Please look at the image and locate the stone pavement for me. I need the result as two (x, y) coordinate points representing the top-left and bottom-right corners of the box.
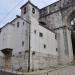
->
(0, 71), (18, 75)
(0, 64), (75, 75)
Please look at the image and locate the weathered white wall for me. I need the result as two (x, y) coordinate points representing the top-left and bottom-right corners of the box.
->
(55, 28), (69, 64)
(10, 18), (29, 54)
(30, 16), (57, 55)
(0, 2), (58, 71)
(0, 24), (12, 50)
(0, 18), (29, 55)
(29, 10), (58, 70)
(1, 1), (73, 71)
(40, 5), (73, 64)
(66, 29), (73, 62)
(40, 11), (63, 29)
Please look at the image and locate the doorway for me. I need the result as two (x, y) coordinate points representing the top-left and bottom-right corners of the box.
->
(1, 48), (12, 71)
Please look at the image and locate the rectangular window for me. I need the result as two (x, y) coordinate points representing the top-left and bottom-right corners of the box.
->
(39, 32), (43, 37)
(44, 44), (46, 49)
(56, 48), (58, 52)
(24, 7), (26, 14)
(55, 34), (57, 39)
(22, 41), (24, 46)
(34, 30), (36, 34)
(23, 22), (24, 25)
(17, 22), (20, 28)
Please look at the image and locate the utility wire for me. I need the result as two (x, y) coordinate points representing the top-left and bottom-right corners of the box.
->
(0, 0), (25, 25)
(0, 0), (51, 26)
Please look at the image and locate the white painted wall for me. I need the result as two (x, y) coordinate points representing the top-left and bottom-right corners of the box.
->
(0, 24), (12, 50)
(30, 16), (57, 56)
(0, 18), (29, 55)
(22, 3), (58, 56)
(0, 2), (58, 70)
(10, 18), (29, 54)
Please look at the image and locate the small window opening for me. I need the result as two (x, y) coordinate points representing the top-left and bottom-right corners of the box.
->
(39, 21), (46, 25)
(32, 51), (35, 55)
(24, 7), (26, 14)
(39, 32), (43, 37)
(22, 41), (24, 46)
(23, 22), (24, 25)
(44, 44), (46, 48)
(17, 22), (19, 28)
(56, 48), (58, 52)
(55, 35), (57, 39)
(32, 8), (35, 14)
(19, 52), (22, 54)
(34, 30), (36, 34)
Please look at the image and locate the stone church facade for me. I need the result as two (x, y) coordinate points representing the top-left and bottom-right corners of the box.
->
(0, 0), (75, 72)
(40, 0), (74, 64)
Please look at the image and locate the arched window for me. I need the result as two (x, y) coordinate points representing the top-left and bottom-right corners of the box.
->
(32, 8), (35, 14)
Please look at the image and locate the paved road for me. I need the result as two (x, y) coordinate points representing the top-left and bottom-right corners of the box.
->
(0, 71), (18, 75)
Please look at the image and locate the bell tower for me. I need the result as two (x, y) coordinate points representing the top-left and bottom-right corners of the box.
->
(20, 0), (39, 20)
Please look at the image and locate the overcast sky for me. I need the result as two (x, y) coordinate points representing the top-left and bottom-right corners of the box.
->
(0, 0), (58, 27)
